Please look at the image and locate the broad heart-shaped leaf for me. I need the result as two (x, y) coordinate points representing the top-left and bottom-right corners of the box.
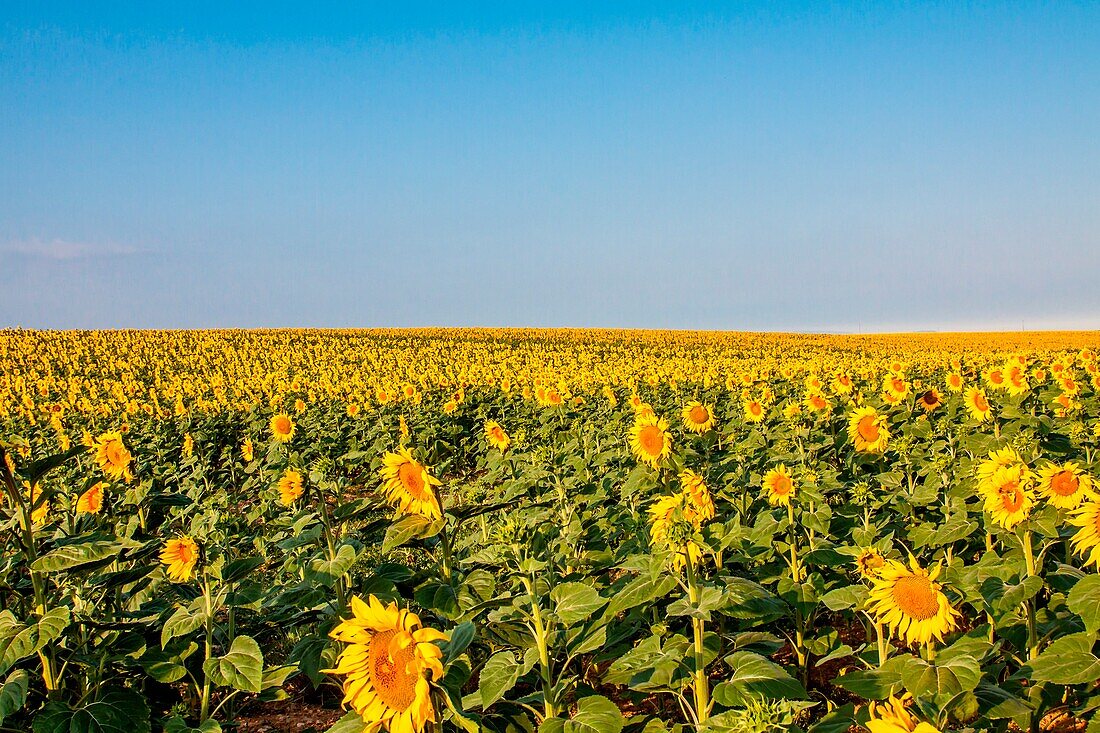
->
(305, 544), (358, 587)
(160, 602), (205, 648)
(30, 541), (127, 573)
(899, 653), (982, 700)
(478, 650), (522, 709)
(32, 686), (150, 733)
(604, 574), (677, 619)
(539, 695), (624, 733)
(382, 514), (443, 553)
(1025, 632), (1100, 684)
(203, 635), (264, 693)
(220, 556), (265, 584)
(551, 582), (606, 626)
(712, 651), (807, 706)
(0, 607), (70, 677)
(1069, 574), (1100, 633)
(819, 585), (866, 612)
(0, 669), (29, 725)
(830, 656), (907, 700)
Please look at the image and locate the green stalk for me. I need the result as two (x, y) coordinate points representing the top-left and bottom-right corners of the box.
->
(1021, 528), (1039, 660)
(685, 553), (710, 726)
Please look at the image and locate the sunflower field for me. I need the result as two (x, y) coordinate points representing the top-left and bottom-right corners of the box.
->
(2, 328), (1100, 733)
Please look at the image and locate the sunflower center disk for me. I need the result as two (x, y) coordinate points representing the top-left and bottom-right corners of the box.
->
(398, 462), (427, 496)
(891, 576), (940, 620)
(638, 426), (664, 455)
(1051, 472), (1078, 497)
(858, 418), (879, 443)
(368, 630), (419, 712)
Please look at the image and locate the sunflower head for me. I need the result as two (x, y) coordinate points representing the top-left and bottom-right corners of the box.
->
(855, 547), (886, 579)
(681, 401), (716, 434)
(866, 555), (958, 646)
(964, 387), (991, 422)
(485, 421), (510, 451)
(763, 465), (795, 507)
(270, 413), (295, 443)
(1069, 500), (1100, 569)
(379, 448), (442, 520)
(160, 537), (199, 582)
(866, 694), (942, 733)
(847, 406), (889, 454)
(629, 415), (672, 468)
(324, 595), (447, 733)
(679, 469), (716, 522)
(93, 431), (133, 482)
(982, 464), (1034, 530)
(1037, 461), (1094, 510)
(916, 389), (942, 413)
(278, 469), (305, 506)
(648, 493), (705, 571)
(76, 482), (105, 515)
(743, 399), (766, 423)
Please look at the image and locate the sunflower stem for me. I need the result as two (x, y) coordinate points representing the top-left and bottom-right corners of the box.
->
(1021, 528), (1039, 660)
(685, 553), (710, 727)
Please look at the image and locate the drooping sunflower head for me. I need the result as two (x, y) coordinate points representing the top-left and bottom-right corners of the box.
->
(1068, 500), (1100, 569)
(629, 415), (672, 467)
(324, 595), (447, 733)
(679, 469), (715, 522)
(76, 482), (105, 515)
(241, 437), (254, 462)
(964, 387), (991, 422)
(763, 464), (795, 507)
(1037, 462), (1094, 510)
(866, 555), (958, 646)
(278, 469), (305, 506)
(847, 406), (889, 454)
(484, 421), (510, 451)
(270, 413), (295, 443)
(982, 464), (1034, 530)
(160, 537), (199, 582)
(855, 547), (886, 579)
(93, 431), (133, 482)
(648, 493), (705, 571)
(379, 448), (442, 520)
(681, 401), (716, 434)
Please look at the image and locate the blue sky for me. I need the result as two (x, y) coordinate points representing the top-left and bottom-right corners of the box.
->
(2, 2), (1098, 331)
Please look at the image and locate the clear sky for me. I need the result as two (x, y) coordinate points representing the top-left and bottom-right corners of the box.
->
(2, 2), (1098, 332)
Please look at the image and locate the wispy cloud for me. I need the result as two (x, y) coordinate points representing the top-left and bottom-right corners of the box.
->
(2, 238), (143, 260)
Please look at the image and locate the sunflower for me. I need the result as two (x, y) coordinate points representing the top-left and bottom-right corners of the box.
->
(866, 556), (958, 645)
(278, 469), (304, 506)
(743, 399), (766, 423)
(1036, 462), (1094, 510)
(964, 387), (992, 422)
(93, 431), (133, 482)
(648, 493), (705, 571)
(883, 375), (910, 401)
(866, 694), (942, 733)
(76, 482), (105, 514)
(855, 548), (887, 579)
(945, 372), (964, 393)
(485, 421), (510, 451)
(379, 448), (442, 520)
(976, 447), (1026, 486)
(241, 437), (254, 462)
(324, 595), (447, 733)
(160, 537), (199, 582)
(763, 465), (795, 506)
(442, 400), (457, 415)
(679, 469), (715, 522)
(347, 402), (361, 417)
(182, 433), (194, 458)
(916, 389), (942, 413)
(270, 413), (295, 443)
(681, 401), (716, 433)
(21, 482), (50, 525)
(847, 406), (889, 454)
(1068, 500), (1100, 568)
(629, 415), (672, 467)
(982, 464), (1034, 529)
(832, 373), (854, 395)
(804, 392), (831, 414)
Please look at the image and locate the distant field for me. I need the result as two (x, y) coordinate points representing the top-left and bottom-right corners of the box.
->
(1, 329), (1099, 732)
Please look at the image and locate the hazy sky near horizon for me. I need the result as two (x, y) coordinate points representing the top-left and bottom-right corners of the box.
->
(2, 2), (1098, 332)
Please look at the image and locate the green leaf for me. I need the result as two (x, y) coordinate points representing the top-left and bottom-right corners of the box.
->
(164, 716), (222, 733)
(382, 514), (442, 553)
(551, 583), (606, 626)
(539, 695), (625, 733)
(221, 556), (265, 583)
(140, 643), (197, 683)
(819, 585), (866, 612)
(325, 711), (370, 733)
(305, 544), (358, 587)
(478, 651), (522, 709)
(32, 686), (150, 733)
(604, 575), (677, 618)
(0, 669), (29, 725)
(442, 621), (475, 666)
(160, 604), (204, 648)
(1069, 575), (1100, 633)
(900, 653), (982, 700)
(1026, 633), (1100, 684)
(203, 635), (264, 693)
(831, 659), (906, 700)
(31, 541), (126, 573)
(712, 652), (807, 705)
(0, 607), (71, 677)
